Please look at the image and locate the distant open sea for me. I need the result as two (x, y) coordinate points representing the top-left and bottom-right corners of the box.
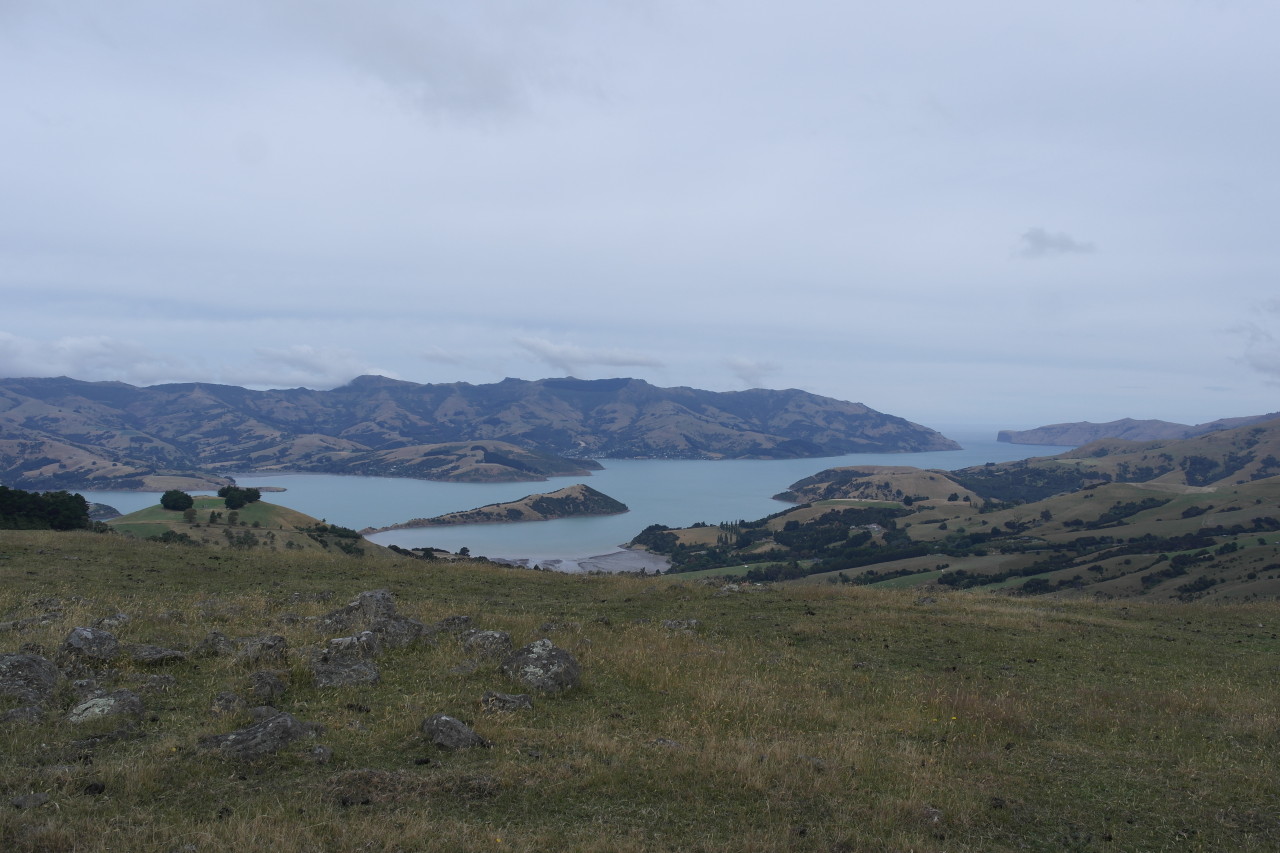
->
(81, 427), (1071, 567)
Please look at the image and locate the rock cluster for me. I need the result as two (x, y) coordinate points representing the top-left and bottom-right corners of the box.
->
(0, 588), (586, 793)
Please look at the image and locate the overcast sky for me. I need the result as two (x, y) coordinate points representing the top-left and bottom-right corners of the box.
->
(2, 1), (1278, 432)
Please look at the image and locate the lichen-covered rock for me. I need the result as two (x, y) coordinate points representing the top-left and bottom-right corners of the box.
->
(0, 653), (59, 705)
(461, 630), (512, 659)
(421, 713), (490, 750)
(199, 711), (316, 759)
(60, 627), (120, 662)
(500, 639), (581, 694)
(481, 691), (533, 713)
(67, 689), (144, 724)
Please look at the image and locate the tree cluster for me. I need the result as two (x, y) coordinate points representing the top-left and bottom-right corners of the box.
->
(217, 486), (262, 509)
(160, 490), (194, 511)
(0, 485), (89, 530)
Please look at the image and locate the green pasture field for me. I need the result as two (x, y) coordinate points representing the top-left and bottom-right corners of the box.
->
(2, 528), (1279, 852)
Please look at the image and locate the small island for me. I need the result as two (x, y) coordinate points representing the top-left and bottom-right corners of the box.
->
(367, 484), (629, 531)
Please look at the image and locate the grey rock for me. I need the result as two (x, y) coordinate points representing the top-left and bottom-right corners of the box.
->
(199, 711), (316, 759)
(308, 745), (334, 764)
(461, 629), (512, 659)
(234, 635), (289, 667)
(1, 705), (45, 725)
(0, 653), (59, 704)
(500, 639), (581, 694)
(326, 631), (380, 659)
(192, 631), (236, 658)
(10, 792), (50, 809)
(67, 689), (144, 724)
(430, 615), (472, 636)
(61, 627), (120, 662)
(71, 679), (103, 699)
(95, 612), (131, 630)
(369, 615), (427, 649)
(481, 691), (533, 713)
(316, 590), (427, 650)
(421, 713), (491, 750)
(311, 654), (380, 688)
(134, 674), (177, 694)
(317, 589), (397, 633)
(127, 644), (186, 665)
(662, 619), (701, 631)
(210, 691), (247, 716)
(248, 670), (287, 703)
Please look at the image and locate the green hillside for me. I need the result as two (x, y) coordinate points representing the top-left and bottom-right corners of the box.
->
(1, 528), (1279, 851)
(108, 496), (380, 556)
(637, 421), (1280, 600)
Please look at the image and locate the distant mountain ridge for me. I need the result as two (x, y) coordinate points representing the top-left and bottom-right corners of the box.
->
(0, 375), (957, 490)
(998, 413), (1280, 446)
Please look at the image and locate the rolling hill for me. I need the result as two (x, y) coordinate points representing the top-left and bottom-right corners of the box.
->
(369, 484), (629, 531)
(634, 418), (1280, 601)
(107, 496), (384, 556)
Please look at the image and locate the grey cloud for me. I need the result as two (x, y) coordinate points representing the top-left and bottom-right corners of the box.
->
(268, 0), (626, 118)
(242, 344), (395, 389)
(0, 332), (188, 385)
(725, 358), (780, 389)
(515, 337), (663, 376)
(1237, 325), (1280, 383)
(1015, 227), (1096, 259)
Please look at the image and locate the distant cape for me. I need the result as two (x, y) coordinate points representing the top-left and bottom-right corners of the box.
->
(997, 413), (1280, 446)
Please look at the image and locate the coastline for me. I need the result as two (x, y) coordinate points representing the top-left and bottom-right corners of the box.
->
(491, 548), (670, 575)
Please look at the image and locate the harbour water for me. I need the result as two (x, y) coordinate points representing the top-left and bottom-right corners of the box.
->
(80, 428), (1071, 569)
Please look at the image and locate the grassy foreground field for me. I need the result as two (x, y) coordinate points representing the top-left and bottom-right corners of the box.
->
(2, 529), (1279, 851)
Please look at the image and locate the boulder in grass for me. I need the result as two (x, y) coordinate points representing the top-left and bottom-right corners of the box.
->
(60, 627), (120, 662)
(199, 711), (316, 760)
(233, 635), (289, 668)
(0, 653), (59, 705)
(481, 691), (533, 713)
(67, 689), (144, 724)
(311, 654), (380, 689)
(317, 590), (427, 650)
(500, 639), (581, 694)
(421, 713), (490, 750)
(461, 630), (512, 659)
(192, 631), (236, 659)
(127, 644), (187, 666)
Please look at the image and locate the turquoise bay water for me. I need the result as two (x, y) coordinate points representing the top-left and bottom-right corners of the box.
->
(81, 429), (1070, 565)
